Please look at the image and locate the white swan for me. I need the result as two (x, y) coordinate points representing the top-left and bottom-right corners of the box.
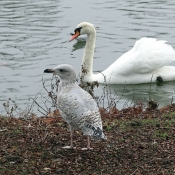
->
(70, 22), (175, 84)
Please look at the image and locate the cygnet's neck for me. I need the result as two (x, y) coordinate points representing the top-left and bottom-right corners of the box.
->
(81, 31), (96, 81)
(60, 76), (76, 87)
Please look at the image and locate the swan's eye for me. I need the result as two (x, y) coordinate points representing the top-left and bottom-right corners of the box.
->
(74, 27), (82, 34)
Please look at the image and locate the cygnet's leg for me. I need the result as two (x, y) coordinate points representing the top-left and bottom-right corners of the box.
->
(81, 135), (93, 150)
(62, 126), (76, 149)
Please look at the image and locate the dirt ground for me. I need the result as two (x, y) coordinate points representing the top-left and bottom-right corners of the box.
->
(0, 104), (175, 175)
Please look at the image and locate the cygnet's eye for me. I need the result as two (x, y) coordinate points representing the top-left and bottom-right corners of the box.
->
(59, 69), (64, 72)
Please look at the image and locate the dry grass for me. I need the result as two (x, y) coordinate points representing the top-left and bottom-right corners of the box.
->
(0, 104), (175, 175)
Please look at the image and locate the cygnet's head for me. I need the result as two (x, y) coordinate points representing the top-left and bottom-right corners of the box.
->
(69, 22), (96, 41)
(44, 64), (76, 84)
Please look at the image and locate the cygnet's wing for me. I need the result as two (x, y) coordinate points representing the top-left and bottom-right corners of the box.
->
(57, 85), (105, 139)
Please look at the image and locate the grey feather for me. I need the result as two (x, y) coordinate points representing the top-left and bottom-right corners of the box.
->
(44, 64), (106, 140)
(58, 83), (106, 140)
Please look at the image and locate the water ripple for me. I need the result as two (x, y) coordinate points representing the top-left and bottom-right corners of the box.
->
(1, 0), (175, 114)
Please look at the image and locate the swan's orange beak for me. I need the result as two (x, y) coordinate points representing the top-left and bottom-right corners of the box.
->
(69, 30), (80, 42)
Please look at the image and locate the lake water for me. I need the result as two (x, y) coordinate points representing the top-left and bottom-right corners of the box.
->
(1, 0), (175, 115)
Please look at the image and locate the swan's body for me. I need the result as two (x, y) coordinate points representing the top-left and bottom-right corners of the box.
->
(70, 22), (175, 84)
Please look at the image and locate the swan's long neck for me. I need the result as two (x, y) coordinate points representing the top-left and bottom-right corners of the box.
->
(81, 31), (96, 80)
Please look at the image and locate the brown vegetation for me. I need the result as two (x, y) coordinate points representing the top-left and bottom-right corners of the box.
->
(0, 104), (175, 174)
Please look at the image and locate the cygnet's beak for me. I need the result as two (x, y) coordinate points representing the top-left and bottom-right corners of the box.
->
(44, 69), (54, 73)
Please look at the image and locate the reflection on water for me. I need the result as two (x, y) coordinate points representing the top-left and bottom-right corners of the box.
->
(1, 0), (175, 114)
(97, 81), (175, 109)
(72, 40), (86, 52)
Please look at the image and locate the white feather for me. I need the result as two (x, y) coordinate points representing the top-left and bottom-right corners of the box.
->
(71, 22), (175, 84)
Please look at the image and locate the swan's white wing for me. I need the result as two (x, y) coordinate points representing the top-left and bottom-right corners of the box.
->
(115, 37), (175, 75)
